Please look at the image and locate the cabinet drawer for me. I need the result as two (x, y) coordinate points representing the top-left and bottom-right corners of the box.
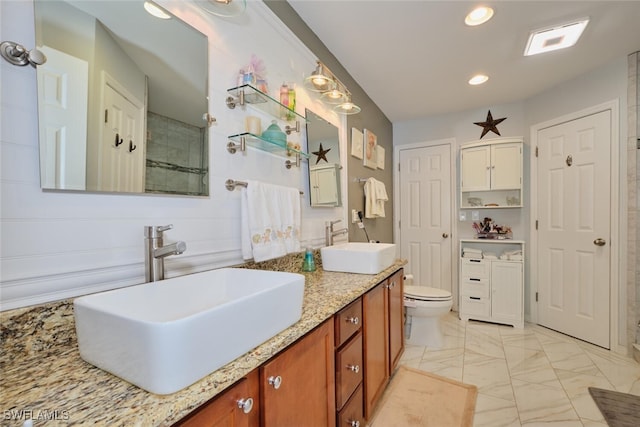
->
(336, 332), (363, 410)
(335, 298), (362, 347)
(461, 258), (490, 279)
(460, 278), (489, 298)
(460, 295), (490, 317)
(337, 383), (363, 427)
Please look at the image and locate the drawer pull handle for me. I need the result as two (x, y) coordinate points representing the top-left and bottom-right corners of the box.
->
(347, 364), (360, 373)
(268, 375), (282, 389)
(237, 397), (253, 414)
(347, 316), (360, 325)
(348, 421), (361, 427)
(470, 297), (481, 300)
(470, 278), (481, 282)
(470, 259), (481, 263)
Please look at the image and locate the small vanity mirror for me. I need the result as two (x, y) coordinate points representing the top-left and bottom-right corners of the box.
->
(305, 109), (341, 207)
(34, 0), (209, 196)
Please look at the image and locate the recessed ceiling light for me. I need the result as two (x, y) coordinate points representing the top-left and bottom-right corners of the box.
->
(144, 1), (171, 19)
(469, 74), (489, 85)
(524, 18), (589, 56)
(465, 6), (494, 26)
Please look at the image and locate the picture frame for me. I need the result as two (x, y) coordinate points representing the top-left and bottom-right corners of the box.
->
(351, 128), (363, 159)
(376, 145), (385, 170)
(363, 129), (377, 169)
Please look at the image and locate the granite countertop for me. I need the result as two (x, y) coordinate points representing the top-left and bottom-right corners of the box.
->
(0, 254), (405, 426)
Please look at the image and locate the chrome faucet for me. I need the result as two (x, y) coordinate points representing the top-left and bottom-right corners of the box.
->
(144, 224), (186, 282)
(325, 219), (348, 246)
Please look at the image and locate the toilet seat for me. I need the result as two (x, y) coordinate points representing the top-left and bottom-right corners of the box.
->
(404, 285), (452, 301)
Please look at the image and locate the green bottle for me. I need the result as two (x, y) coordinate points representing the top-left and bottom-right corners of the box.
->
(302, 247), (316, 272)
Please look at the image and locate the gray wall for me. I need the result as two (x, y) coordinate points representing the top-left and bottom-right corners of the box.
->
(265, 1), (394, 244)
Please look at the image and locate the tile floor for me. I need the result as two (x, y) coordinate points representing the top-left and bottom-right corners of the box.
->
(399, 312), (640, 427)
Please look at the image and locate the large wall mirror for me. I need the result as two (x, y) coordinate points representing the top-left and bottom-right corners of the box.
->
(34, 0), (209, 196)
(305, 109), (341, 207)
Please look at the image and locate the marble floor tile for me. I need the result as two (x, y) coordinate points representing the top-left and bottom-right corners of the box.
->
(396, 312), (640, 427)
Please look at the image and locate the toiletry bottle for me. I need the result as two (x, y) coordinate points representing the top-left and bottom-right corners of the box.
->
(279, 83), (289, 118)
(287, 82), (296, 119)
(302, 247), (316, 272)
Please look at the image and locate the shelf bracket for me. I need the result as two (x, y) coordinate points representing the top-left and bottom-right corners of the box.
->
(225, 89), (245, 109)
(285, 153), (301, 169)
(285, 121), (300, 135)
(227, 136), (246, 154)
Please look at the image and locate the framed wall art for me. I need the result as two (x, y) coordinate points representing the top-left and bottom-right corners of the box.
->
(363, 129), (377, 169)
(351, 128), (363, 159)
(376, 145), (385, 170)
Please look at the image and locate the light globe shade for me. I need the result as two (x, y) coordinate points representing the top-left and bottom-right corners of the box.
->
(335, 98), (361, 115)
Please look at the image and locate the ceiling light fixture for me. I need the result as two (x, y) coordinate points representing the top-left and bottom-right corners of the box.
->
(195, 0), (246, 18)
(143, 1), (171, 19)
(524, 18), (589, 56)
(465, 6), (494, 26)
(468, 74), (489, 85)
(305, 60), (361, 115)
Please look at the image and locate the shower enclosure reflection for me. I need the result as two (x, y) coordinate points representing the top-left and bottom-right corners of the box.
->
(34, 0), (209, 196)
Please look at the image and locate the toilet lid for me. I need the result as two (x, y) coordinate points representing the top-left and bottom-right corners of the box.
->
(404, 285), (452, 301)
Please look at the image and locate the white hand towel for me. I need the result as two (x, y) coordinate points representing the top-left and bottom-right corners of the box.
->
(241, 180), (300, 262)
(364, 178), (388, 218)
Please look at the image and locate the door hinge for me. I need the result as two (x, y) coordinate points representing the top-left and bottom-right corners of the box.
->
(535, 220), (538, 230)
(398, 220), (401, 230)
(398, 163), (400, 172)
(535, 146), (538, 157)
(536, 292), (539, 302)
(104, 109), (108, 124)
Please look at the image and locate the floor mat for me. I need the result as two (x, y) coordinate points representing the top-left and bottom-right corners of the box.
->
(588, 387), (640, 427)
(369, 366), (477, 427)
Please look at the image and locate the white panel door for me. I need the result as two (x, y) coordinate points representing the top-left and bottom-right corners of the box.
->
(36, 46), (88, 190)
(100, 83), (144, 192)
(399, 144), (452, 293)
(537, 110), (611, 348)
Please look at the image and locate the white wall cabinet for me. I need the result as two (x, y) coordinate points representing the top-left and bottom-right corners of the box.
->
(459, 239), (524, 328)
(310, 164), (341, 207)
(460, 138), (523, 208)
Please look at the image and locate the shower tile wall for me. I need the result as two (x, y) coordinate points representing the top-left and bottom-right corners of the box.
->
(628, 52), (639, 346)
(146, 111), (208, 196)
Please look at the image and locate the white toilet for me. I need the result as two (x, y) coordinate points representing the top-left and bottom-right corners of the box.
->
(404, 278), (453, 348)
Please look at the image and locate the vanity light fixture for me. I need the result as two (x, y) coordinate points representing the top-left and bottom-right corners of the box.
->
(335, 95), (362, 115)
(305, 60), (361, 115)
(524, 18), (589, 56)
(465, 6), (494, 26)
(143, 1), (171, 19)
(196, 0), (247, 18)
(468, 74), (489, 85)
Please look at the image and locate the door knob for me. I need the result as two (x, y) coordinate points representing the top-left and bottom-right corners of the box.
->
(442, 233), (449, 238)
(593, 238), (606, 246)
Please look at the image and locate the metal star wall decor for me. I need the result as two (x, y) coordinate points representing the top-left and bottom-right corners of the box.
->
(312, 143), (331, 164)
(474, 110), (506, 139)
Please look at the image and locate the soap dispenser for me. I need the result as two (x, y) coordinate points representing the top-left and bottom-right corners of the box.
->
(301, 247), (316, 272)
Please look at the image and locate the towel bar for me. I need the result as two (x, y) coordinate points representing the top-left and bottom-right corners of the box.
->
(355, 178), (369, 183)
(225, 179), (303, 195)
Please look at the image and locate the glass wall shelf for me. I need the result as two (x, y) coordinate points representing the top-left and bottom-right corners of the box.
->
(226, 84), (306, 122)
(227, 132), (309, 159)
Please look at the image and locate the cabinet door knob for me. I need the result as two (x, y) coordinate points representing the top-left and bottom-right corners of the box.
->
(346, 316), (359, 325)
(346, 364), (360, 373)
(348, 421), (361, 427)
(268, 375), (282, 389)
(237, 397), (254, 414)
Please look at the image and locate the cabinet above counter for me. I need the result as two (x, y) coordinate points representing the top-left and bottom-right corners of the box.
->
(460, 137), (523, 209)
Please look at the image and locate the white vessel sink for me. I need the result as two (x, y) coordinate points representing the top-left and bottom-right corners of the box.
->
(321, 242), (397, 275)
(74, 268), (305, 395)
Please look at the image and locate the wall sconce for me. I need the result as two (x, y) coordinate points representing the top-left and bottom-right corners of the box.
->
(304, 60), (361, 115)
(195, 0), (246, 17)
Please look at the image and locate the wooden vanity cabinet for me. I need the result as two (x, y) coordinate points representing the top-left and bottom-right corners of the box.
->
(175, 370), (259, 427)
(260, 319), (336, 427)
(362, 268), (404, 420)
